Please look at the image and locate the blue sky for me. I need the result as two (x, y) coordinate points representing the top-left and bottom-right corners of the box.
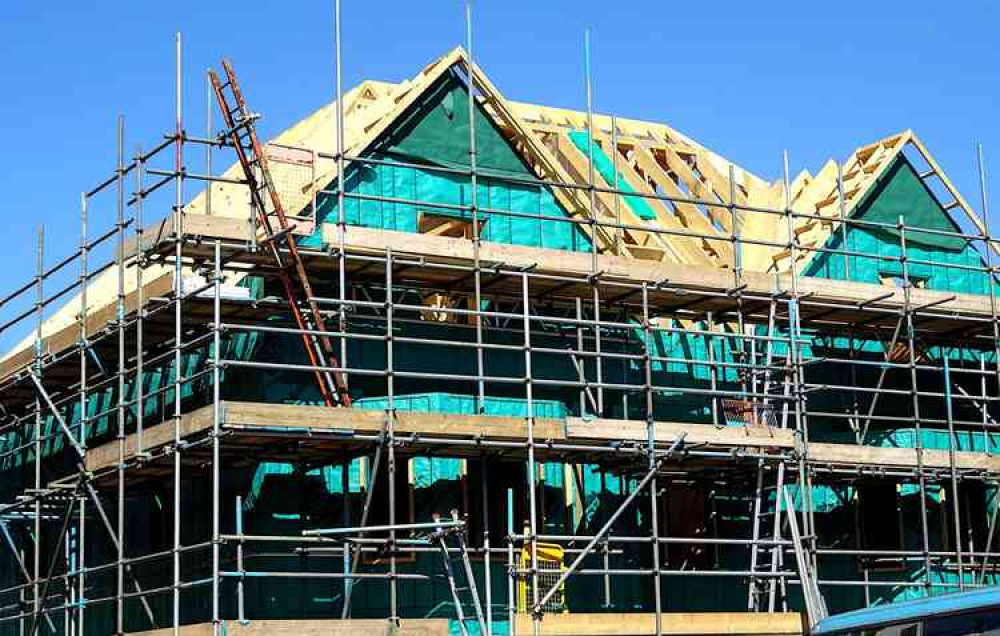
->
(0, 1), (996, 330)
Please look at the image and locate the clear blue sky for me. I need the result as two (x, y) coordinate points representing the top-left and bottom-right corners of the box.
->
(0, 1), (996, 329)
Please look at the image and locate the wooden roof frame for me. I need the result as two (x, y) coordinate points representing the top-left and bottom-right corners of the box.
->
(8, 50), (991, 369)
(324, 47), (631, 256)
(772, 129), (997, 273)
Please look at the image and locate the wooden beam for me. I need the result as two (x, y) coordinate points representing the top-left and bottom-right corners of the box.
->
(513, 612), (804, 636)
(909, 135), (993, 244)
(648, 142), (734, 233)
(0, 271), (175, 381)
(322, 225), (995, 319)
(626, 142), (734, 265)
(588, 134), (727, 265)
(82, 398), (1000, 476)
(548, 132), (684, 262)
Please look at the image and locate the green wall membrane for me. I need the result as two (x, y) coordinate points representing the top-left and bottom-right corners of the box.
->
(224, 454), (776, 619)
(217, 276), (997, 459)
(355, 393), (568, 419)
(758, 321), (999, 452)
(231, 456), (534, 622)
(0, 342), (215, 477)
(7, 452), (991, 634)
(219, 298), (749, 428)
(305, 70), (591, 253)
(767, 481), (1000, 611)
(18, 468), (237, 636)
(377, 72), (524, 176)
(309, 162), (590, 252)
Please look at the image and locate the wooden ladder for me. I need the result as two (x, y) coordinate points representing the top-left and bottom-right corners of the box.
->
(209, 59), (351, 407)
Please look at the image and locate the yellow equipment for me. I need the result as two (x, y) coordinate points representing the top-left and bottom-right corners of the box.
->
(517, 539), (568, 614)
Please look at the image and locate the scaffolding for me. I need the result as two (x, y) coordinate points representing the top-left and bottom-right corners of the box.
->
(1, 8), (999, 636)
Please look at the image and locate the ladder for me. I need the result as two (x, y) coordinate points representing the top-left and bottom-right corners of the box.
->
(746, 469), (830, 628)
(747, 460), (787, 612)
(747, 315), (791, 612)
(431, 510), (487, 636)
(209, 59), (351, 407)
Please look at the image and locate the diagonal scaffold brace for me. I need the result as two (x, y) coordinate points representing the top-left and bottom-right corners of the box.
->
(531, 433), (687, 618)
(0, 519), (57, 633)
(208, 59), (351, 407)
(26, 371), (158, 629)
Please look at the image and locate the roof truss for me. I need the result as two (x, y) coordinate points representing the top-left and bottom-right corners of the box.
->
(767, 130), (994, 273)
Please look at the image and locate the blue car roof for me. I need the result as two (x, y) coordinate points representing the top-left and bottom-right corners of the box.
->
(812, 586), (1000, 635)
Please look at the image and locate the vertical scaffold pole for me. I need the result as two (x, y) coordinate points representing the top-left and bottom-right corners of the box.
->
(783, 149), (821, 596)
(206, 73), (213, 219)
(32, 225), (43, 636)
(78, 190), (88, 636)
(642, 283), (663, 636)
(65, 510), (72, 636)
(385, 247), (398, 625)
(481, 454), (493, 636)
(943, 357), (964, 588)
(730, 163), (749, 400)
(783, 150), (816, 559)
(115, 114), (126, 636)
(522, 272), (540, 636)
(206, 84), (216, 623)
(135, 144), (145, 455)
(172, 31), (184, 636)
(612, 115), (621, 255)
(837, 162), (850, 279)
(592, 280), (604, 417)
(335, 0), (350, 398)
(466, 0), (486, 416)
(236, 496), (245, 624)
(583, 29), (604, 415)
(610, 115), (624, 256)
(975, 143), (1000, 584)
(465, 27), (490, 610)
(507, 488), (515, 635)
(899, 216), (934, 589)
(212, 239), (222, 636)
(975, 144), (1000, 434)
(584, 29), (598, 274)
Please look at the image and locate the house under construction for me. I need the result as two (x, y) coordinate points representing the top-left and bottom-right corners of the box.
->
(1, 34), (999, 636)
